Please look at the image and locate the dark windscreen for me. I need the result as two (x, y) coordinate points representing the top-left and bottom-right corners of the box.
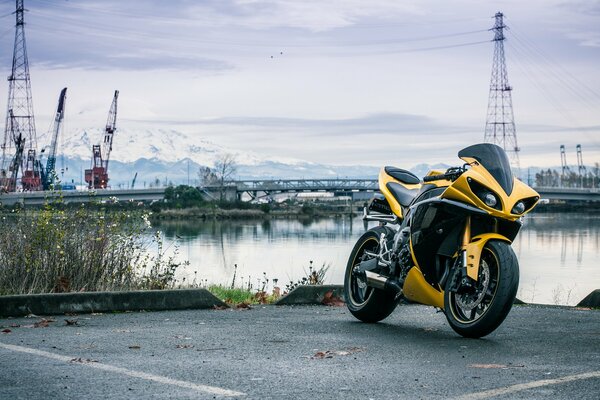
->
(458, 143), (514, 195)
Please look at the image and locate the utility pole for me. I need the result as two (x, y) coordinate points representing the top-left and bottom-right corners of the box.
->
(484, 12), (521, 174)
(1, 0), (39, 191)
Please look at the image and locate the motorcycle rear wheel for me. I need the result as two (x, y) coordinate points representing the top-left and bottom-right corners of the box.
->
(444, 240), (519, 338)
(344, 226), (399, 323)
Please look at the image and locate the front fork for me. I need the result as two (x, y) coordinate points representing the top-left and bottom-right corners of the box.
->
(449, 216), (474, 294)
(456, 216), (511, 286)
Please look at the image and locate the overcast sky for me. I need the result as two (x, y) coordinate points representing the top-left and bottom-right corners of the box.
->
(0, 0), (598, 169)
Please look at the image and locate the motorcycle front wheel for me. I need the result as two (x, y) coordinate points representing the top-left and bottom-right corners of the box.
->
(444, 240), (519, 338)
(344, 226), (399, 323)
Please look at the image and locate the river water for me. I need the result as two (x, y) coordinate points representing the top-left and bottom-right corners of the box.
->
(155, 212), (599, 306)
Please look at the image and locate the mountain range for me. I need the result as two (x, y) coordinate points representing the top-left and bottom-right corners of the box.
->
(48, 127), (451, 188)
(49, 127), (571, 189)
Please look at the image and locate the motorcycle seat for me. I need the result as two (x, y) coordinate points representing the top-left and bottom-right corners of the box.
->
(384, 166), (420, 185)
(386, 182), (420, 207)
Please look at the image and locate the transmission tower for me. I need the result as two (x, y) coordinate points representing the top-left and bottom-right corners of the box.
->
(1, 0), (39, 191)
(484, 12), (520, 172)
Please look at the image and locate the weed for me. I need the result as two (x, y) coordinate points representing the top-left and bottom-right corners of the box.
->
(0, 199), (184, 295)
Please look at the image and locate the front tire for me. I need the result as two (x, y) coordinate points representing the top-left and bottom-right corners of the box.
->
(344, 226), (399, 323)
(444, 240), (519, 338)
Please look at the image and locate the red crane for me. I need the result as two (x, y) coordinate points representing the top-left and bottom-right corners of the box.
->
(85, 90), (118, 189)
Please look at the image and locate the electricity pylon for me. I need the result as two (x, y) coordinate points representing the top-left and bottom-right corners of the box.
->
(484, 12), (521, 173)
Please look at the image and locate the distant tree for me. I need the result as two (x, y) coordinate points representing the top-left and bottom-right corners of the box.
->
(164, 185), (204, 208)
(198, 166), (218, 187)
(198, 154), (237, 201)
(214, 154), (237, 187)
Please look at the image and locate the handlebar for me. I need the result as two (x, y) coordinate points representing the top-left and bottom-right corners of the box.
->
(422, 166), (466, 183)
(423, 174), (448, 182)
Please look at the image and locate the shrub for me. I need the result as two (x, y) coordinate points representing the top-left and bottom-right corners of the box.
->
(0, 200), (182, 295)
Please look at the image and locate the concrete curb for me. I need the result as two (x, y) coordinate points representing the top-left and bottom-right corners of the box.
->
(273, 285), (529, 306)
(0, 289), (227, 318)
(274, 285), (344, 306)
(577, 289), (600, 307)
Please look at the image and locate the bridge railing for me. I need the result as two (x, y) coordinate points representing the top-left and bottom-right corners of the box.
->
(230, 179), (379, 192)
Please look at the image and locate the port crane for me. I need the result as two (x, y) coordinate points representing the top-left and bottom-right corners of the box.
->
(85, 90), (118, 189)
(40, 87), (67, 190)
(2, 110), (25, 192)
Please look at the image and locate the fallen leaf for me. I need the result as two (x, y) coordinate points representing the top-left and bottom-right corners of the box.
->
(31, 318), (55, 328)
(312, 351), (333, 359)
(321, 290), (345, 307)
(236, 302), (252, 310)
(175, 344), (194, 349)
(1, 328), (11, 334)
(212, 305), (228, 311)
(574, 307), (592, 311)
(10, 323), (20, 328)
(128, 345), (141, 350)
(65, 319), (79, 326)
(311, 347), (363, 359)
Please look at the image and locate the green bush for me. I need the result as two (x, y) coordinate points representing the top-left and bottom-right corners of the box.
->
(164, 185), (205, 209)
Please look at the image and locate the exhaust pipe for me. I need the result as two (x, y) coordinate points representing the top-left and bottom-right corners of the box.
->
(364, 271), (403, 295)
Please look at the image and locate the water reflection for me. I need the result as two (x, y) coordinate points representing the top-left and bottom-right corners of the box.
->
(514, 213), (599, 305)
(155, 213), (599, 306)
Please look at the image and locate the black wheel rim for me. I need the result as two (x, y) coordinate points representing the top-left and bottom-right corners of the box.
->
(449, 248), (500, 324)
(348, 237), (379, 307)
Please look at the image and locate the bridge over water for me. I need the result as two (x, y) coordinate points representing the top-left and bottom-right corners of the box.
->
(230, 179), (379, 200)
(0, 181), (598, 206)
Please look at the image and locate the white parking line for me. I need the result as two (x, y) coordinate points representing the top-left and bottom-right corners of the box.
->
(0, 342), (245, 397)
(455, 370), (600, 400)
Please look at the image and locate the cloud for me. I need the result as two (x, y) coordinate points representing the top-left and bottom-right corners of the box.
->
(186, 0), (423, 32)
(566, 32), (600, 48)
(128, 112), (463, 136)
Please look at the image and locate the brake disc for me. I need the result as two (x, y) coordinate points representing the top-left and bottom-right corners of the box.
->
(456, 260), (490, 311)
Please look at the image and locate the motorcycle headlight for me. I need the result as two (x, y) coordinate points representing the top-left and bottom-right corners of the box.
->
(483, 192), (498, 208)
(467, 179), (502, 210)
(512, 201), (526, 215)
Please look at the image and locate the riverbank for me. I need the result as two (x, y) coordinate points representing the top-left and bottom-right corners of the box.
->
(149, 202), (357, 220)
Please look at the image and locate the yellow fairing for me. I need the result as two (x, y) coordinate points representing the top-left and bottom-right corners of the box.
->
(378, 168), (420, 219)
(465, 233), (511, 281)
(442, 156), (539, 221)
(402, 267), (444, 308)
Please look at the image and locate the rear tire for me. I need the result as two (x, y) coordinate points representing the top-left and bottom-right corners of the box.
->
(344, 227), (399, 323)
(444, 240), (519, 338)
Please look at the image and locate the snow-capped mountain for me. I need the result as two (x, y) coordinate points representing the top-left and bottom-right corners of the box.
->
(49, 127), (448, 188)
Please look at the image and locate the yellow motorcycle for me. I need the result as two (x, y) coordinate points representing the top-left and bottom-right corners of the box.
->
(345, 143), (539, 337)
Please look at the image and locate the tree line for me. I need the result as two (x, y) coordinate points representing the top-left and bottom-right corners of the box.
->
(535, 163), (600, 188)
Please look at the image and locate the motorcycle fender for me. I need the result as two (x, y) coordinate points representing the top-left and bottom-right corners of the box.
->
(402, 267), (444, 308)
(465, 233), (512, 281)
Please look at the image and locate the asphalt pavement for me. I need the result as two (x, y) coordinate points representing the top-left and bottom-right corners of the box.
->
(1, 304), (598, 399)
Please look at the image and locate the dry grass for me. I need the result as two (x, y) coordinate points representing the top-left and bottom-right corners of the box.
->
(0, 202), (183, 295)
